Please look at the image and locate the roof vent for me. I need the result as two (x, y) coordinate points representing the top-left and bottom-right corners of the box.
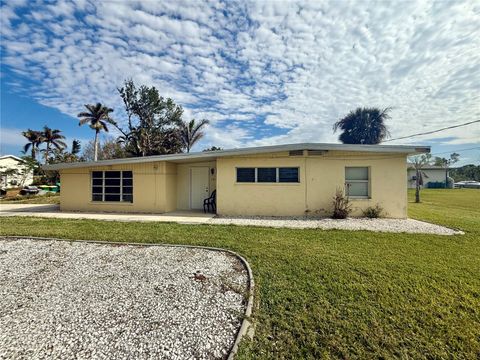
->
(289, 150), (304, 156)
(307, 150), (327, 156)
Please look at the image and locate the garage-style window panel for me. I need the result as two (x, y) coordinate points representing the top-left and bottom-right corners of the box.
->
(345, 167), (369, 198)
(91, 171), (133, 202)
(236, 167), (299, 183)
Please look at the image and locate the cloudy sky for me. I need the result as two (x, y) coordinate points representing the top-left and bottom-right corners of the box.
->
(1, 0), (479, 164)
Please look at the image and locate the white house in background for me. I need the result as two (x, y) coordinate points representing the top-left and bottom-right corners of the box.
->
(0, 155), (34, 188)
(406, 163), (451, 189)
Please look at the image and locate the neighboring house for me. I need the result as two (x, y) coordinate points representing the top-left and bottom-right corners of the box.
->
(0, 155), (34, 188)
(406, 164), (451, 189)
(44, 143), (429, 219)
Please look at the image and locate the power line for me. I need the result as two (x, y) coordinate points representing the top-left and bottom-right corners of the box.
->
(383, 119), (480, 142)
(431, 146), (480, 156)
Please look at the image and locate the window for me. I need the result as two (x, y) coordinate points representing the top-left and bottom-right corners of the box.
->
(257, 168), (276, 182)
(236, 168), (255, 182)
(345, 167), (369, 198)
(279, 167), (299, 183)
(236, 167), (299, 183)
(92, 171), (133, 202)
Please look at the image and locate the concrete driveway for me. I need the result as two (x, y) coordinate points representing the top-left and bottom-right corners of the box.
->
(0, 204), (214, 224)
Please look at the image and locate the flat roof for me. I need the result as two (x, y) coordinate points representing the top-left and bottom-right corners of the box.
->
(43, 142), (431, 170)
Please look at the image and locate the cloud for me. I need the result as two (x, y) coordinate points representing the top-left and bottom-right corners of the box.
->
(0, 0), (479, 149)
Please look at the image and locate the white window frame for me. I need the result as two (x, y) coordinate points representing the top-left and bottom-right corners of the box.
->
(345, 167), (370, 198)
(235, 167), (300, 183)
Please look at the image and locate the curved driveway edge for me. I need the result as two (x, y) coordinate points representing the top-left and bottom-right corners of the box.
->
(1, 236), (255, 359)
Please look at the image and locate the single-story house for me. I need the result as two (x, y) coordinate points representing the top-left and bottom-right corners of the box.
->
(44, 143), (430, 219)
(407, 163), (450, 189)
(0, 155), (34, 188)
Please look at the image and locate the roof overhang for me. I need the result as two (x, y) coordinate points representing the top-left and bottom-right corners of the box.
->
(43, 142), (431, 171)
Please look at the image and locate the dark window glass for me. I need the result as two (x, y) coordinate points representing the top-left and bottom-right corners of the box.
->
(122, 194), (133, 202)
(92, 171), (133, 202)
(105, 178), (121, 186)
(236, 168), (255, 182)
(279, 168), (299, 183)
(105, 186), (121, 194)
(105, 194), (120, 202)
(104, 171), (121, 178)
(257, 168), (277, 182)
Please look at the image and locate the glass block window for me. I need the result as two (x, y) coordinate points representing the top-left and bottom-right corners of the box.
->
(92, 171), (133, 202)
(345, 167), (369, 197)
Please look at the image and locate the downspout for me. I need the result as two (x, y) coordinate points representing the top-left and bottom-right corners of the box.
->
(304, 153), (308, 214)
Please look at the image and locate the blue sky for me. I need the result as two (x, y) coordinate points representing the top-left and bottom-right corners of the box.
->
(1, 0), (479, 165)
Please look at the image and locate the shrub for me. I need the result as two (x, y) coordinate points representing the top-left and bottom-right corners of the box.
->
(362, 204), (384, 218)
(331, 187), (352, 219)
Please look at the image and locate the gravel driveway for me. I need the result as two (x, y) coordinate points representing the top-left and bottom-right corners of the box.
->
(0, 238), (249, 359)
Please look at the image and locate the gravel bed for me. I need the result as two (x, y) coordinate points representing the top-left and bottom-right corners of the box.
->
(211, 216), (463, 235)
(0, 238), (248, 359)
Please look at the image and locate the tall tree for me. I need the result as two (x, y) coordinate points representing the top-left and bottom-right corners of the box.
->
(77, 103), (116, 161)
(71, 139), (81, 156)
(82, 139), (126, 162)
(22, 129), (44, 159)
(333, 107), (391, 144)
(116, 79), (184, 156)
(180, 119), (209, 153)
(42, 126), (67, 163)
(435, 153), (460, 188)
(410, 153), (432, 203)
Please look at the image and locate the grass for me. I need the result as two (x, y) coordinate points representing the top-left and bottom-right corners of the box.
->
(0, 193), (60, 204)
(0, 189), (479, 359)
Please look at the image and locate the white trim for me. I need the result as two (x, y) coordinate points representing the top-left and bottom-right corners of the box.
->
(43, 142), (431, 170)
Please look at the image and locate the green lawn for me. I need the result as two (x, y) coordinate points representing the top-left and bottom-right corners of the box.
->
(0, 189), (479, 359)
(0, 193), (60, 204)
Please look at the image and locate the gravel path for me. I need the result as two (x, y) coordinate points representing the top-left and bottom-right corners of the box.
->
(211, 216), (463, 235)
(0, 238), (248, 359)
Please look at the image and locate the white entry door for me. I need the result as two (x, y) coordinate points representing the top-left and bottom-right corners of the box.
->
(190, 167), (210, 209)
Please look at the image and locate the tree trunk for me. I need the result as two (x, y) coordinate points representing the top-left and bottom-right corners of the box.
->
(415, 168), (420, 203)
(445, 168), (448, 189)
(94, 131), (99, 161)
(45, 143), (50, 164)
(31, 145), (36, 159)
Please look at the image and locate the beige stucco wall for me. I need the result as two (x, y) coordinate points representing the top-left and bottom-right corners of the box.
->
(216, 151), (408, 218)
(60, 161), (178, 213)
(59, 150), (409, 218)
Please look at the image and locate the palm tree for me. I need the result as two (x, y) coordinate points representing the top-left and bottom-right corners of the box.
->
(179, 119), (210, 153)
(77, 103), (116, 161)
(42, 126), (67, 162)
(22, 129), (44, 159)
(71, 139), (81, 155)
(333, 107), (391, 144)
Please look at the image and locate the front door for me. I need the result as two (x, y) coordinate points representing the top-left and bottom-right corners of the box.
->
(190, 167), (210, 209)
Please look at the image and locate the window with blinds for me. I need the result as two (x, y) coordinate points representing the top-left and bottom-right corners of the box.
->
(91, 171), (133, 202)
